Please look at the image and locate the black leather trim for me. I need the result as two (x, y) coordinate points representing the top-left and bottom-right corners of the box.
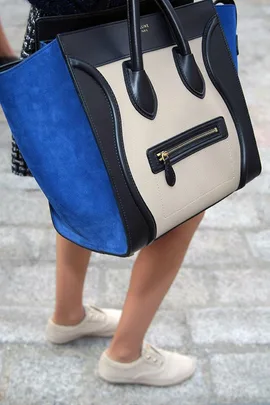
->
(202, 15), (261, 188)
(122, 61), (158, 120)
(65, 56), (157, 255)
(58, 1), (215, 68)
(173, 47), (205, 98)
(0, 59), (21, 72)
(147, 117), (228, 174)
(35, 0), (194, 46)
(0, 56), (19, 66)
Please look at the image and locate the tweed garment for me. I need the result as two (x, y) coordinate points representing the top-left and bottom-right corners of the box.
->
(12, 1), (126, 176)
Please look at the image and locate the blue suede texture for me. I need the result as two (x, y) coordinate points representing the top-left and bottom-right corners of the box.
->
(216, 4), (238, 70)
(0, 40), (128, 255)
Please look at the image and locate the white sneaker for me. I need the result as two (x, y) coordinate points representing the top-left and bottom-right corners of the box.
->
(98, 344), (196, 386)
(46, 305), (122, 344)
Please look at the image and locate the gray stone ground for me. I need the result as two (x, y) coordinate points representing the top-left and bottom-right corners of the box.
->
(0, 0), (270, 404)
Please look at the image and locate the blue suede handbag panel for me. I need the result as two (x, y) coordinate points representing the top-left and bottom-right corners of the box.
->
(0, 40), (128, 255)
(216, 4), (238, 69)
(0, 5), (238, 254)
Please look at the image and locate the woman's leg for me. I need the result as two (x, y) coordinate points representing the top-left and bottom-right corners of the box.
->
(46, 234), (121, 343)
(0, 21), (14, 57)
(53, 233), (91, 326)
(108, 212), (205, 362)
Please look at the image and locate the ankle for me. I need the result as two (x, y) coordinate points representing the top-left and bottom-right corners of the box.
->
(52, 306), (85, 326)
(107, 343), (142, 363)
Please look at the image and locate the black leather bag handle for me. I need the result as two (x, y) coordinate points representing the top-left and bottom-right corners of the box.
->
(128, 0), (191, 71)
(123, 0), (205, 120)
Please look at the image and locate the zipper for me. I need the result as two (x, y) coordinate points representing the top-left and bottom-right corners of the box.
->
(156, 127), (219, 187)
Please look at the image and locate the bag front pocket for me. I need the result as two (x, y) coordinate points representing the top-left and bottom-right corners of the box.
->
(147, 117), (228, 186)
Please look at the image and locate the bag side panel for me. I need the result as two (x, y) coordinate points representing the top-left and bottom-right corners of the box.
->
(0, 40), (128, 255)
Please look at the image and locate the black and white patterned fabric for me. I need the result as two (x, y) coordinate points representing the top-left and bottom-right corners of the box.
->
(12, 1), (125, 176)
(12, 7), (44, 176)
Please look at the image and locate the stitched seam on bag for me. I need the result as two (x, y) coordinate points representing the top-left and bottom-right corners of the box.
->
(202, 14), (246, 186)
(126, 2), (134, 68)
(94, 77), (134, 250)
(122, 64), (156, 120)
(156, 136), (235, 219)
(42, 33), (203, 68)
(161, 173), (235, 220)
(172, 47), (205, 99)
(156, 39), (237, 219)
(207, 1), (241, 85)
(75, 77), (133, 250)
(66, 60), (133, 251)
(101, 72), (156, 239)
(37, 8), (117, 25)
(157, 140), (235, 219)
(54, 1), (207, 40)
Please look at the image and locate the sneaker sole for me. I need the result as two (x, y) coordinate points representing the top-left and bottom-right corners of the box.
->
(46, 330), (114, 345)
(98, 361), (196, 387)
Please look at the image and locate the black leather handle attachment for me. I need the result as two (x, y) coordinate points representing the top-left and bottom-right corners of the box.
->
(123, 0), (205, 119)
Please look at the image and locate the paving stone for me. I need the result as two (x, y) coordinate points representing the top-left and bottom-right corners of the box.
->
(0, 348), (4, 403)
(204, 193), (261, 229)
(98, 266), (212, 310)
(213, 268), (270, 306)
(0, 109), (6, 123)
(0, 307), (50, 344)
(0, 148), (10, 173)
(0, 191), (51, 226)
(163, 268), (213, 309)
(243, 172), (270, 194)
(96, 266), (130, 308)
(82, 358), (210, 405)
(0, 263), (55, 307)
(0, 348), (3, 380)
(0, 123), (10, 146)
(0, 174), (40, 191)
(260, 148), (270, 172)
(246, 230), (270, 262)
(3, 345), (87, 405)
(91, 251), (136, 269)
(257, 196), (270, 225)
(0, 227), (56, 261)
(184, 230), (251, 268)
(188, 308), (270, 346)
(211, 353), (270, 403)
(0, 262), (101, 308)
(146, 310), (189, 349)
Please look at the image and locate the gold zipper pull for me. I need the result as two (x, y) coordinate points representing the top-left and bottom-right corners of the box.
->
(157, 151), (169, 162)
(157, 151), (176, 187)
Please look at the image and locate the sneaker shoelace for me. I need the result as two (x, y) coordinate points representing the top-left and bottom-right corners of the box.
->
(143, 344), (164, 367)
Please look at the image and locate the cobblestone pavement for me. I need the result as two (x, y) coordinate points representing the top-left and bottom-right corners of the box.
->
(0, 1), (270, 404)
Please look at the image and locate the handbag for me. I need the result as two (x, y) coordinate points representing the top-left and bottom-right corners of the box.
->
(0, 0), (261, 257)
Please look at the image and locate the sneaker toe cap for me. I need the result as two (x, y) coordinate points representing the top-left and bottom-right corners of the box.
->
(166, 352), (197, 383)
